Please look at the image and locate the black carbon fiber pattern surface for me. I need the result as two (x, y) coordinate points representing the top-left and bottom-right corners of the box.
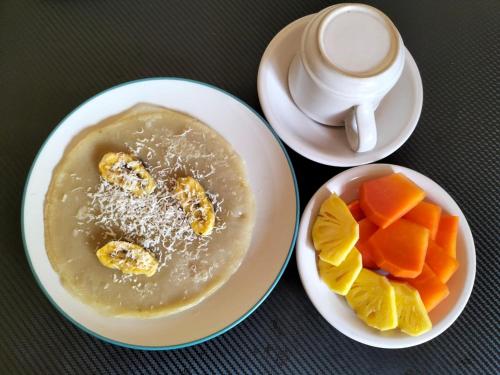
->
(0, 0), (498, 373)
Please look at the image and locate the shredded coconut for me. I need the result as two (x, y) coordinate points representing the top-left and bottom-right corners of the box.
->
(77, 126), (227, 293)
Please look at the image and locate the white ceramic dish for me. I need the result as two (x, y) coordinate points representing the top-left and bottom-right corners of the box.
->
(258, 15), (423, 166)
(296, 164), (475, 348)
(22, 78), (299, 350)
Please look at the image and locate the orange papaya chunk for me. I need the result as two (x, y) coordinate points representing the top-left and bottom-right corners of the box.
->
(360, 173), (425, 229)
(405, 264), (450, 312)
(356, 218), (378, 269)
(347, 200), (365, 221)
(435, 215), (459, 259)
(426, 240), (459, 283)
(368, 219), (429, 278)
(404, 201), (442, 240)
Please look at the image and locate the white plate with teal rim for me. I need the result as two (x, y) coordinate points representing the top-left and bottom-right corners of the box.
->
(22, 78), (299, 350)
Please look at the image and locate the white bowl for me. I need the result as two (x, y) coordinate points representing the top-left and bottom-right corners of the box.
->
(296, 164), (475, 348)
(22, 78), (299, 349)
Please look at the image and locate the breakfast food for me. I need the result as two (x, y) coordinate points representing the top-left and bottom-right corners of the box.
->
(360, 173), (425, 228)
(318, 247), (362, 295)
(355, 218), (378, 269)
(369, 219), (429, 278)
(346, 269), (397, 331)
(96, 241), (159, 277)
(312, 193), (359, 266)
(391, 281), (432, 336)
(404, 201), (442, 240)
(175, 176), (215, 236)
(44, 104), (255, 317)
(98, 152), (157, 197)
(435, 215), (459, 258)
(396, 264), (449, 312)
(312, 173), (460, 336)
(347, 200), (365, 221)
(425, 241), (459, 283)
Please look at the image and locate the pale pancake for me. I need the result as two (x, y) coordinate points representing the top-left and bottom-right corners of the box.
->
(44, 104), (255, 317)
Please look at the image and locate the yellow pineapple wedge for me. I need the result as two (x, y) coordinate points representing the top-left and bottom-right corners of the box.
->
(391, 281), (432, 336)
(346, 269), (398, 331)
(312, 193), (359, 266)
(318, 247), (362, 295)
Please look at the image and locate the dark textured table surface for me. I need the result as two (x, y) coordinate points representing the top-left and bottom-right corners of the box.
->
(1, 0), (499, 373)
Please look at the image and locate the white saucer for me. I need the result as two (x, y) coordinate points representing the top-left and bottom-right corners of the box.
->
(258, 15), (423, 166)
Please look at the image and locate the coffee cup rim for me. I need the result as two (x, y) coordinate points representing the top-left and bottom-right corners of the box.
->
(317, 3), (402, 79)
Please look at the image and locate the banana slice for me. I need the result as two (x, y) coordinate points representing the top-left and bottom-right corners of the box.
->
(98, 152), (156, 196)
(175, 177), (215, 236)
(96, 241), (158, 277)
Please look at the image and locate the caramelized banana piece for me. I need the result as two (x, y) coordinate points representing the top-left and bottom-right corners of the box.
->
(98, 152), (156, 196)
(175, 177), (215, 236)
(96, 241), (158, 277)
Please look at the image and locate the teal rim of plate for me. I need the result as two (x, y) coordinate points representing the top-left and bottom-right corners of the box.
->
(21, 77), (300, 351)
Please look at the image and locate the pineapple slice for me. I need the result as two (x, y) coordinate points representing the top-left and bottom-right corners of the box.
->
(98, 152), (156, 197)
(312, 193), (359, 266)
(318, 247), (362, 295)
(391, 281), (432, 336)
(96, 241), (158, 277)
(175, 177), (215, 236)
(346, 269), (398, 331)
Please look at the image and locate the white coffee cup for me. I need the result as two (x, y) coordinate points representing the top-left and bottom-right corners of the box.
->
(288, 3), (406, 152)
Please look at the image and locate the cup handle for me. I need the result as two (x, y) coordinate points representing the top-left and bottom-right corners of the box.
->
(345, 104), (377, 152)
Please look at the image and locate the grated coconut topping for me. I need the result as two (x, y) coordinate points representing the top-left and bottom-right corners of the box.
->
(76, 125), (227, 292)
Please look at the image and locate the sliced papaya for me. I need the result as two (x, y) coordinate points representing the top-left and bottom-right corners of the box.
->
(347, 200), (365, 221)
(360, 173), (425, 228)
(368, 219), (429, 278)
(404, 201), (442, 240)
(404, 264), (450, 312)
(435, 215), (459, 259)
(356, 218), (378, 269)
(426, 240), (459, 283)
